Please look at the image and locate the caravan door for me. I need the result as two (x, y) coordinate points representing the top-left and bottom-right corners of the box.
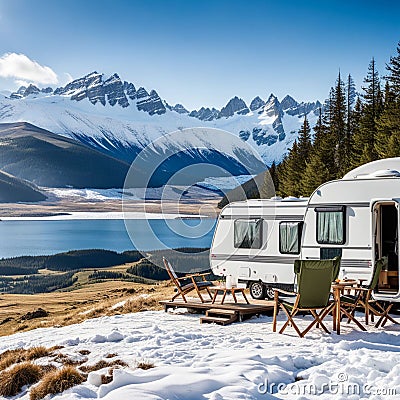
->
(372, 199), (400, 300)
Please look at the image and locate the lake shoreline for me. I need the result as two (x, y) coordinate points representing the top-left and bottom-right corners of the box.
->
(0, 198), (221, 219)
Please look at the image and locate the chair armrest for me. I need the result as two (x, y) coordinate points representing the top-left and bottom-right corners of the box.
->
(175, 276), (191, 281)
(175, 272), (210, 280)
(273, 288), (296, 296)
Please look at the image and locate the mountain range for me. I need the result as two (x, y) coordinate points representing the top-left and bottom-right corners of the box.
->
(0, 71), (321, 201)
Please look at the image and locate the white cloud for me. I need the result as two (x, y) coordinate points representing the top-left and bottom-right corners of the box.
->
(0, 53), (58, 85)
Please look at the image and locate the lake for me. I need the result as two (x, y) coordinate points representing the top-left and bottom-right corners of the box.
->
(0, 219), (217, 258)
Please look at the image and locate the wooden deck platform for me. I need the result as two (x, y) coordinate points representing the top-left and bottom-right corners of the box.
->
(159, 299), (274, 324)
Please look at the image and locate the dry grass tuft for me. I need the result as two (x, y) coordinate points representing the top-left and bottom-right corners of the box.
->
(136, 360), (155, 370)
(79, 359), (128, 373)
(105, 353), (118, 358)
(26, 346), (51, 361)
(40, 364), (57, 375)
(0, 349), (26, 371)
(100, 365), (123, 385)
(122, 297), (159, 313)
(49, 345), (64, 352)
(78, 349), (91, 356)
(0, 346), (53, 372)
(101, 374), (113, 384)
(30, 366), (85, 400)
(0, 362), (42, 397)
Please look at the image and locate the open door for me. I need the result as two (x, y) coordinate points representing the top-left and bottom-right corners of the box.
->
(373, 201), (399, 294)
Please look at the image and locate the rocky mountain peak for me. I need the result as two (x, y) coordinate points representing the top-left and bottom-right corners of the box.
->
(189, 107), (219, 121)
(123, 81), (136, 100)
(219, 96), (249, 118)
(171, 104), (189, 114)
(262, 94), (281, 117)
(136, 88), (166, 115)
(104, 73), (129, 108)
(280, 95), (298, 110)
(249, 96), (265, 111)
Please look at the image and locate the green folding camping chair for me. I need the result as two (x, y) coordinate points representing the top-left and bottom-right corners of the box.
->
(272, 259), (336, 338)
(342, 257), (399, 328)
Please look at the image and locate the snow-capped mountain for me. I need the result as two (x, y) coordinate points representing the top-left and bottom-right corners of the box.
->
(0, 71), (321, 179)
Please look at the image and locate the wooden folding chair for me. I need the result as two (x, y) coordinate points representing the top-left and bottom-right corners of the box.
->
(163, 257), (214, 303)
(272, 259), (335, 338)
(344, 257), (399, 328)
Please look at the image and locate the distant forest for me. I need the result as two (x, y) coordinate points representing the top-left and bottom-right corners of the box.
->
(0, 249), (144, 275)
(0, 248), (212, 294)
(261, 39), (400, 198)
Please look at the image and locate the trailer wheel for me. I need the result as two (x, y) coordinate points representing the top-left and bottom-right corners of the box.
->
(249, 282), (265, 300)
(265, 286), (275, 300)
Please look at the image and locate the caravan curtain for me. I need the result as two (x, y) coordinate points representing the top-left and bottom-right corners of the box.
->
(317, 210), (344, 244)
(234, 219), (262, 249)
(280, 222), (301, 254)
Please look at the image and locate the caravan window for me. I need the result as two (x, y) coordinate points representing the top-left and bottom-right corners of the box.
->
(234, 219), (262, 249)
(316, 206), (346, 245)
(279, 222), (303, 254)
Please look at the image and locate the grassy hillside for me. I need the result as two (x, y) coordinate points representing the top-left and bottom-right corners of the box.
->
(0, 280), (173, 337)
(0, 170), (46, 203)
(0, 122), (141, 188)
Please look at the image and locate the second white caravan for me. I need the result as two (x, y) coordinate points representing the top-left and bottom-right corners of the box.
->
(210, 157), (400, 302)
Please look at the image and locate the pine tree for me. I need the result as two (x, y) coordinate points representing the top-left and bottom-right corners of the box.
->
(300, 108), (335, 195)
(375, 81), (400, 158)
(363, 58), (381, 118)
(375, 41), (400, 158)
(301, 153), (331, 196)
(278, 141), (302, 197)
(344, 74), (356, 170)
(330, 72), (348, 176)
(354, 58), (381, 164)
(268, 161), (279, 192)
(297, 115), (312, 168)
(385, 40), (400, 97)
(350, 97), (363, 167)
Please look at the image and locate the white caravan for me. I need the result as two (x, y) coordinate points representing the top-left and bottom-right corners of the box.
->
(210, 157), (400, 301)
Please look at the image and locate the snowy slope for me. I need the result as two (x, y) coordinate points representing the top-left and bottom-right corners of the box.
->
(0, 73), (321, 168)
(1, 308), (399, 399)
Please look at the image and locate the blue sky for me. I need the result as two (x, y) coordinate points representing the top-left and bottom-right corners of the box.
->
(0, 0), (399, 109)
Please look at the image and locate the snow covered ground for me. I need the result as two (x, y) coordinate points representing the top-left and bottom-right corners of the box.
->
(2, 307), (400, 399)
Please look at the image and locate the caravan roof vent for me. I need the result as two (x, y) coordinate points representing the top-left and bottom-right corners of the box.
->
(282, 196), (304, 202)
(270, 196), (283, 201)
(360, 169), (400, 179)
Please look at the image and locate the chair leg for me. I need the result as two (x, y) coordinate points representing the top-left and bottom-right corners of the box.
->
(206, 287), (213, 300)
(375, 303), (398, 328)
(310, 309), (331, 334)
(279, 306), (302, 337)
(272, 291), (278, 332)
(341, 307), (366, 331)
(304, 305), (334, 336)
